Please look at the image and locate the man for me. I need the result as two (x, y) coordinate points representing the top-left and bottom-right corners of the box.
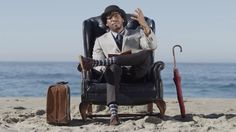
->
(80, 5), (164, 125)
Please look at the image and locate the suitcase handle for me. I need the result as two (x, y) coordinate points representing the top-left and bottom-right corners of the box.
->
(56, 81), (68, 85)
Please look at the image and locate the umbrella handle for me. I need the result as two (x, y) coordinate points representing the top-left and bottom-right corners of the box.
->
(172, 45), (182, 69)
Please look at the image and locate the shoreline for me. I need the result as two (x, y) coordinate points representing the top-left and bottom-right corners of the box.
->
(0, 97), (236, 132)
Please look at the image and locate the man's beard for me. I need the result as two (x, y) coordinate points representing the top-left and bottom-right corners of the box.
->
(111, 23), (123, 32)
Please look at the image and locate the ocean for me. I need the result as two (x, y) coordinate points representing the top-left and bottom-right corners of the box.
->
(0, 62), (235, 98)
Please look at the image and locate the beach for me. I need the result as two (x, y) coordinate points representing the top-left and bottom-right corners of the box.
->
(0, 97), (236, 132)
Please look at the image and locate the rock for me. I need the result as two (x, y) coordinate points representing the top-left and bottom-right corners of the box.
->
(3, 117), (19, 124)
(13, 106), (26, 110)
(35, 109), (45, 115)
(18, 113), (35, 118)
(144, 116), (162, 124)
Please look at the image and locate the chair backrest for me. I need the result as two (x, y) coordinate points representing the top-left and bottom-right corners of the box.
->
(82, 14), (156, 58)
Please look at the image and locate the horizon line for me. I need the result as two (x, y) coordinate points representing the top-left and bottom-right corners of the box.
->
(0, 61), (235, 64)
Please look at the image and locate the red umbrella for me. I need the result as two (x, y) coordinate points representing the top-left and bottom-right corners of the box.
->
(172, 45), (186, 118)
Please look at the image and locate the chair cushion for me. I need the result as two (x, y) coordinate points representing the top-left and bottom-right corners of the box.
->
(87, 82), (155, 93)
(85, 82), (158, 105)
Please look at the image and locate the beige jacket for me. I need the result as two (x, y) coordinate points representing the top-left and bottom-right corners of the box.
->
(92, 28), (157, 71)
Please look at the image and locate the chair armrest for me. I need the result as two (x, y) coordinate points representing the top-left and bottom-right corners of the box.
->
(153, 61), (165, 72)
(148, 61), (164, 79)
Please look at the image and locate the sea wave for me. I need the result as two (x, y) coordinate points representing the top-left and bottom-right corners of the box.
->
(1, 62), (236, 97)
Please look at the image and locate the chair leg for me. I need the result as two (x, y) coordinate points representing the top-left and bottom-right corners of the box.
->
(154, 99), (166, 117)
(147, 103), (153, 113)
(87, 104), (93, 119)
(79, 102), (89, 121)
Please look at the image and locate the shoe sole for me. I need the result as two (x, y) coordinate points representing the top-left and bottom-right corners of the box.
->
(110, 120), (120, 126)
(109, 122), (120, 126)
(79, 55), (85, 71)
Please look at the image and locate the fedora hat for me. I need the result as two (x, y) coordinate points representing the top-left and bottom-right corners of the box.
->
(101, 5), (127, 26)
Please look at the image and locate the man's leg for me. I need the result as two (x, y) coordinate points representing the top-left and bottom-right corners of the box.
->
(104, 64), (122, 125)
(104, 64), (122, 105)
(79, 50), (153, 72)
(114, 50), (152, 67)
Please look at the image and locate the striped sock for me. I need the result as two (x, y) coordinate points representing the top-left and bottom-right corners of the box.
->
(93, 57), (115, 67)
(109, 103), (118, 117)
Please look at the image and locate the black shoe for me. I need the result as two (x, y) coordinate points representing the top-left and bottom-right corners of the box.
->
(79, 55), (94, 71)
(109, 115), (120, 125)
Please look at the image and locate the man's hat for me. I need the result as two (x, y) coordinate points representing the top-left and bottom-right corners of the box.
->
(101, 5), (127, 26)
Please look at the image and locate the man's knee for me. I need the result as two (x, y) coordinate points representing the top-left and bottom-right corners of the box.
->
(142, 50), (152, 57)
(138, 50), (152, 63)
(104, 64), (122, 84)
(104, 64), (122, 77)
(108, 64), (122, 73)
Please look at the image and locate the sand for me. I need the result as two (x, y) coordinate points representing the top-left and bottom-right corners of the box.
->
(0, 97), (236, 132)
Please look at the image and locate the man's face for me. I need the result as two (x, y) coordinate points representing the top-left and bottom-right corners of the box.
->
(106, 12), (124, 33)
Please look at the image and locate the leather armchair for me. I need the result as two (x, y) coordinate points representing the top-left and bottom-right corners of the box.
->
(79, 14), (166, 120)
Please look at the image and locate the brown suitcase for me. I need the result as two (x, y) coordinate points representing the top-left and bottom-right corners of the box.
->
(46, 81), (71, 125)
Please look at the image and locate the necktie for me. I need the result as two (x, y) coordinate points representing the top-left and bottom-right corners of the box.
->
(116, 34), (123, 50)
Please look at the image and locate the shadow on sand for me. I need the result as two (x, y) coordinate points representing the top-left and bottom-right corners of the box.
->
(67, 113), (236, 126)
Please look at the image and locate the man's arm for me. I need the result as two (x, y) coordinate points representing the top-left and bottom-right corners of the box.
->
(131, 8), (157, 50)
(131, 8), (151, 36)
(140, 29), (157, 50)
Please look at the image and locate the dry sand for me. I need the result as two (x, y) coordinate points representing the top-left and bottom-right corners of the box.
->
(0, 97), (236, 132)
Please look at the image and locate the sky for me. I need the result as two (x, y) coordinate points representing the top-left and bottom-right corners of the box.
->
(0, 0), (236, 63)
